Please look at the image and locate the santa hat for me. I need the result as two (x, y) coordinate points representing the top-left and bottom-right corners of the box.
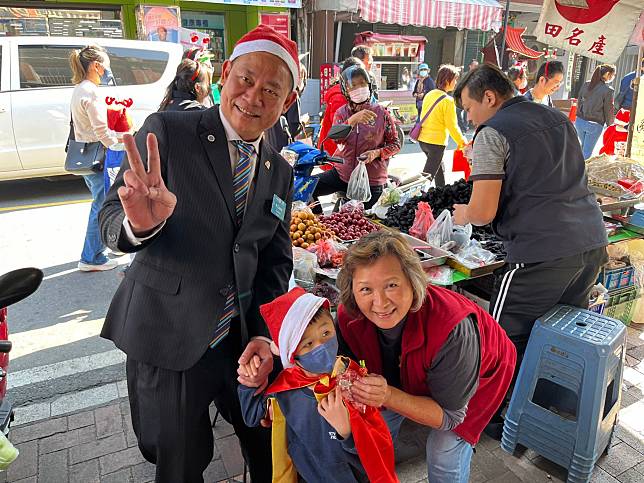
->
(615, 108), (631, 127)
(260, 287), (330, 368)
(229, 24), (299, 90)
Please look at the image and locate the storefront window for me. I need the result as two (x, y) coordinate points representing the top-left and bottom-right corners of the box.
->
(181, 12), (226, 64)
(0, 7), (123, 38)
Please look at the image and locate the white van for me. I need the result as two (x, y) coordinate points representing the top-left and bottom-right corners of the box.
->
(0, 36), (183, 181)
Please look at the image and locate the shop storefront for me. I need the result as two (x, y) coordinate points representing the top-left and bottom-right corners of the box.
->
(0, 1), (298, 71)
(354, 31), (427, 127)
(0, 5), (124, 38)
(324, 0), (504, 128)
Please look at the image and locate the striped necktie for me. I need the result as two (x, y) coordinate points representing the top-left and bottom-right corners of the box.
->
(210, 140), (255, 349)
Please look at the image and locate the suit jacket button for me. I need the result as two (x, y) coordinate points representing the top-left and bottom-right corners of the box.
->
(207, 134), (215, 142)
(219, 287), (228, 296)
(234, 243), (240, 253)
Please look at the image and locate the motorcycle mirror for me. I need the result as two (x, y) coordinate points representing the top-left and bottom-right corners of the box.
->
(279, 116), (289, 133)
(326, 124), (352, 140)
(0, 268), (43, 309)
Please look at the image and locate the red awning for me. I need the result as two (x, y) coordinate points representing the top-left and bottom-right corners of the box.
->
(357, 0), (503, 32)
(503, 26), (543, 60)
(353, 32), (428, 46)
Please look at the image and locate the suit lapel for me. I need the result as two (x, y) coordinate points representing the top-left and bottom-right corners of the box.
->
(199, 107), (235, 223)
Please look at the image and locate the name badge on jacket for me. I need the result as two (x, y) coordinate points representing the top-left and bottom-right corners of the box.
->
(271, 194), (286, 221)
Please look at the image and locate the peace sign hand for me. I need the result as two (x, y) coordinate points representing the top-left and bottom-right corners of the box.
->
(118, 133), (177, 236)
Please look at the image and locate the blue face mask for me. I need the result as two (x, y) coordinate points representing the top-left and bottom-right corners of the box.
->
(100, 67), (114, 85)
(295, 337), (338, 374)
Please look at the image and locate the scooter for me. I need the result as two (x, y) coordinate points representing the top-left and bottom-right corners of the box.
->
(282, 124), (352, 204)
(0, 268), (43, 468)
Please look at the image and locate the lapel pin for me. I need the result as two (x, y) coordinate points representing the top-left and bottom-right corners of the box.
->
(265, 160), (271, 170)
(207, 134), (215, 142)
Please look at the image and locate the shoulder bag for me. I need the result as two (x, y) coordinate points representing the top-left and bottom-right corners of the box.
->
(64, 116), (105, 176)
(409, 94), (447, 142)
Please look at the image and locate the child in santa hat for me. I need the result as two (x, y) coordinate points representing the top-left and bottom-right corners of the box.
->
(238, 287), (397, 483)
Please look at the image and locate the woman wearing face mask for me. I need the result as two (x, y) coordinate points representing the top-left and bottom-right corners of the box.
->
(507, 65), (528, 94)
(311, 65), (401, 212)
(417, 64), (467, 188)
(69, 45), (119, 272)
(524, 60), (565, 107)
(158, 59), (213, 112)
(575, 64), (616, 159)
(413, 63), (436, 122)
(336, 231), (516, 483)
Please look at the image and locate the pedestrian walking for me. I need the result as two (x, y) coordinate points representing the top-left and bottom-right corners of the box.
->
(413, 63), (436, 123)
(98, 25), (299, 482)
(575, 64), (616, 159)
(417, 64), (467, 188)
(68, 45), (119, 272)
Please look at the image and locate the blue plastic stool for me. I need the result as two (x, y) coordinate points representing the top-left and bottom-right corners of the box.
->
(501, 305), (626, 483)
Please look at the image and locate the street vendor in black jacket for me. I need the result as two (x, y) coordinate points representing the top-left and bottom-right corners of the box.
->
(452, 65), (608, 424)
(98, 25), (298, 482)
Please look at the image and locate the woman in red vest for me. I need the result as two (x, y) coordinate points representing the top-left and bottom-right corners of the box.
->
(336, 231), (516, 482)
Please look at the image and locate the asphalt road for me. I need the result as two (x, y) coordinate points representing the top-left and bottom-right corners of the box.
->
(0, 140), (426, 413)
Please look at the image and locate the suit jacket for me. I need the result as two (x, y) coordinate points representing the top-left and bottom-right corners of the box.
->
(99, 107), (294, 371)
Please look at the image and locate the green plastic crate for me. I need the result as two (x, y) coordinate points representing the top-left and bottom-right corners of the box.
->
(604, 293), (638, 326)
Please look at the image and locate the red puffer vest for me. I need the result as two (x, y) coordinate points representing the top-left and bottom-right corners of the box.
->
(338, 285), (516, 445)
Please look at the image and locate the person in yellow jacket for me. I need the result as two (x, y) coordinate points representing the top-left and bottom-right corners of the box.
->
(418, 64), (467, 188)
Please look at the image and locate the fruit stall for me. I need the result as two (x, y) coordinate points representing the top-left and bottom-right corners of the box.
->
(289, 169), (644, 327)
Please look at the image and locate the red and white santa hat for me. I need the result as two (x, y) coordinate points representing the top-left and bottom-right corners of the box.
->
(615, 108), (631, 127)
(260, 287), (330, 368)
(229, 24), (299, 90)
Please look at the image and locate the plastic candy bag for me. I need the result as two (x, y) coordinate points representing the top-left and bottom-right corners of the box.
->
(409, 202), (435, 241)
(346, 161), (372, 202)
(308, 238), (347, 268)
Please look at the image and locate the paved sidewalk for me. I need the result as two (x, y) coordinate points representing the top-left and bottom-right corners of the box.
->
(3, 323), (643, 483)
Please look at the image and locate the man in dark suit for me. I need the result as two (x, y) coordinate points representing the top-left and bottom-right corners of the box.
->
(98, 25), (299, 482)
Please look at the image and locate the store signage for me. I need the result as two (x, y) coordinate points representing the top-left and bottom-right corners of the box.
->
(260, 13), (290, 38)
(182, 0), (301, 8)
(319, 63), (341, 104)
(0, 7), (101, 19)
(138, 5), (180, 43)
(536, 0), (642, 62)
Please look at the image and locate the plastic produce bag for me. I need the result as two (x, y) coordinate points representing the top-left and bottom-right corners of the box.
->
(454, 239), (497, 269)
(346, 161), (372, 202)
(409, 202), (435, 241)
(292, 247), (318, 290)
(426, 265), (454, 286)
(426, 209), (453, 249)
(340, 200), (365, 214)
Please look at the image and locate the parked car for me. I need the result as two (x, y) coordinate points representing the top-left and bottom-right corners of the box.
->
(0, 36), (183, 181)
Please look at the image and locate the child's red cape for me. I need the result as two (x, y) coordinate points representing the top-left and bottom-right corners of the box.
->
(266, 358), (398, 483)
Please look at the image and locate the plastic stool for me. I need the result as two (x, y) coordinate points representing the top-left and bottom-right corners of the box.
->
(501, 305), (626, 483)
